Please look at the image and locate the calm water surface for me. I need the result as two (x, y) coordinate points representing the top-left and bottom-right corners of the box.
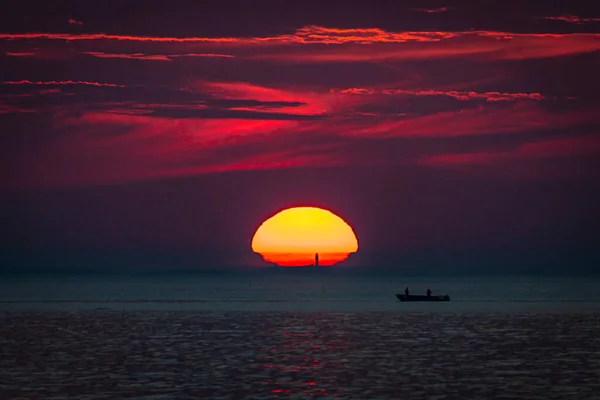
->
(2, 273), (599, 313)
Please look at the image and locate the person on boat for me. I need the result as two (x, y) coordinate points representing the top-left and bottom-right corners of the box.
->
(405, 287), (410, 296)
(427, 288), (432, 297)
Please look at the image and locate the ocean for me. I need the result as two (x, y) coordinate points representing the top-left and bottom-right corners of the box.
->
(1, 272), (599, 313)
(2, 272), (600, 399)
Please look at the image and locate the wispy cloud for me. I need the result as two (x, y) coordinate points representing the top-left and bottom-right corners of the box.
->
(82, 52), (172, 61)
(411, 7), (450, 13)
(417, 136), (600, 167)
(539, 15), (600, 24)
(168, 53), (235, 58)
(199, 82), (361, 117)
(3, 80), (126, 87)
(331, 88), (545, 102)
(10, 97), (596, 188)
(1, 26), (599, 63)
(38, 88), (61, 95)
(82, 51), (235, 61)
(0, 104), (35, 114)
(5, 51), (36, 57)
(0, 27), (456, 44)
(2, 15), (597, 189)
(68, 19), (84, 26)
(0, 80), (331, 120)
(358, 105), (588, 139)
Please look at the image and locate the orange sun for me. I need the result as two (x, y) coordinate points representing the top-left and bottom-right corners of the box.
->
(251, 206), (358, 267)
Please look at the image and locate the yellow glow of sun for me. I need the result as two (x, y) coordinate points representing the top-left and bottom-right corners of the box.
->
(251, 206), (358, 267)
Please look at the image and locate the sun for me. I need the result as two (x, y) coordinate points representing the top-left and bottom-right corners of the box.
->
(251, 206), (358, 267)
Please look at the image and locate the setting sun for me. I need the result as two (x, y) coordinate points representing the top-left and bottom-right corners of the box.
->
(251, 207), (358, 267)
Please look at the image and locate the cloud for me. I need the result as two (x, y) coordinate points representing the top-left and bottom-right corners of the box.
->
(0, 27), (456, 44)
(2, 26), (599, 63)
(168, 53), (235, 58)
(254, 32), (600, 62)
(3, 80), (126, 88)
(2, 73), (597, 189)
(417, 136), (600, 167)
(539, 15), (600, 24)
(5, 51), (36, 57)
(338, 102), (595, 139)
(39, 88), (61, 95)
(9, 98), (596, 188)
(7, 112), (309, 187)
(82, 51), (235, 61)
(199, 81), (359, 116)
(68, 19), (83, 26)
(0, 80), (328, 120)
(82, 52), (172, 61)
(0, 104), (35, 114)
(331, 88), (545, 102)
(144, 107), (323, 120)
(411, 7), (450, 13)
(0, 79), (587, 130)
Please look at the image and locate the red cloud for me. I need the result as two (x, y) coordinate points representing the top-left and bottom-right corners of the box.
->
(0, 26), (453, 44)
(5, 51), (36, 57)
(55, 111), (300, 148)
(83, 52), (172, 61)
(68, 19), (83, 26)
(2, 27), (599, 62)
(332, 88), (545, 102)
(3, 76), (596, 188)
(412, 7), (450, 13)
(0, 104), (36, 114)
(0, 32), (254, 43)
(1, 79), (587, 139)
(168, 53), (235, 58)
(82, 51), (235, 61)
(540, 15), (600, 23)
(39, 88), (61, 95)
(16, 100), (594, 188)
(341, 102), (593, 139)
(10, 111), (307, 188)
(3, 80), (126, 87)
(200, 81), (360, 116)
(418, 136), (600, 167)
(181, 147), (341, 175)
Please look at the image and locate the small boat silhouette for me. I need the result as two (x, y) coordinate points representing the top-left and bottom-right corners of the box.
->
(396, 294), (451, 302)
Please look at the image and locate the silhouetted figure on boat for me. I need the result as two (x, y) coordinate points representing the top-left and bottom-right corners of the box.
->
(405, 287), (410, 296)
(315, 253), (319, 267)
(427, 288), (432, 297)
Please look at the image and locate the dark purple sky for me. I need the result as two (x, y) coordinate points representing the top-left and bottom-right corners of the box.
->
(1, 0), (599, 272)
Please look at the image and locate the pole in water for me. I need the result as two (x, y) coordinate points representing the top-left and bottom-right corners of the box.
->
(315, 252), (319, 267)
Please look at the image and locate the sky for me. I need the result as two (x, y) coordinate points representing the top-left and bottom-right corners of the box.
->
(1, 0), (599, 273)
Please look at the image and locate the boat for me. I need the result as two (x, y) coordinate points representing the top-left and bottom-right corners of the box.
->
(396, 294), (450, 302)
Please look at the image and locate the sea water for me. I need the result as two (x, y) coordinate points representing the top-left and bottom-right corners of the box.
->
(2, 271), (599, 313)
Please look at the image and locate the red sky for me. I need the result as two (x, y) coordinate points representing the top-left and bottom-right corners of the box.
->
(1, 0), (599, 272)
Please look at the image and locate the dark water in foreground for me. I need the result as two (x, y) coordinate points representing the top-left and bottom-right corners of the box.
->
(2, 274), (599, 398)
(2, 311), (600, 399)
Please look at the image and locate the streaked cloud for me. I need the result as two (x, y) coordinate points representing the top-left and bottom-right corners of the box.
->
(331, 88), (545, 102)
(82, 51), (235, 61)
(417, 136), (600, 166)
(411, 7), (451, 13)
(5, 51), (36, 57)
(82, 52), (172, 61)
(3, 80), (126, 87)
(1, 26), (599, 62)
(539, 15), (600, 24)
(2, 17), (599, 189)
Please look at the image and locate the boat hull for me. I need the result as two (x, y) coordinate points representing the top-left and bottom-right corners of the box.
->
(396, 294), (450, 302)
